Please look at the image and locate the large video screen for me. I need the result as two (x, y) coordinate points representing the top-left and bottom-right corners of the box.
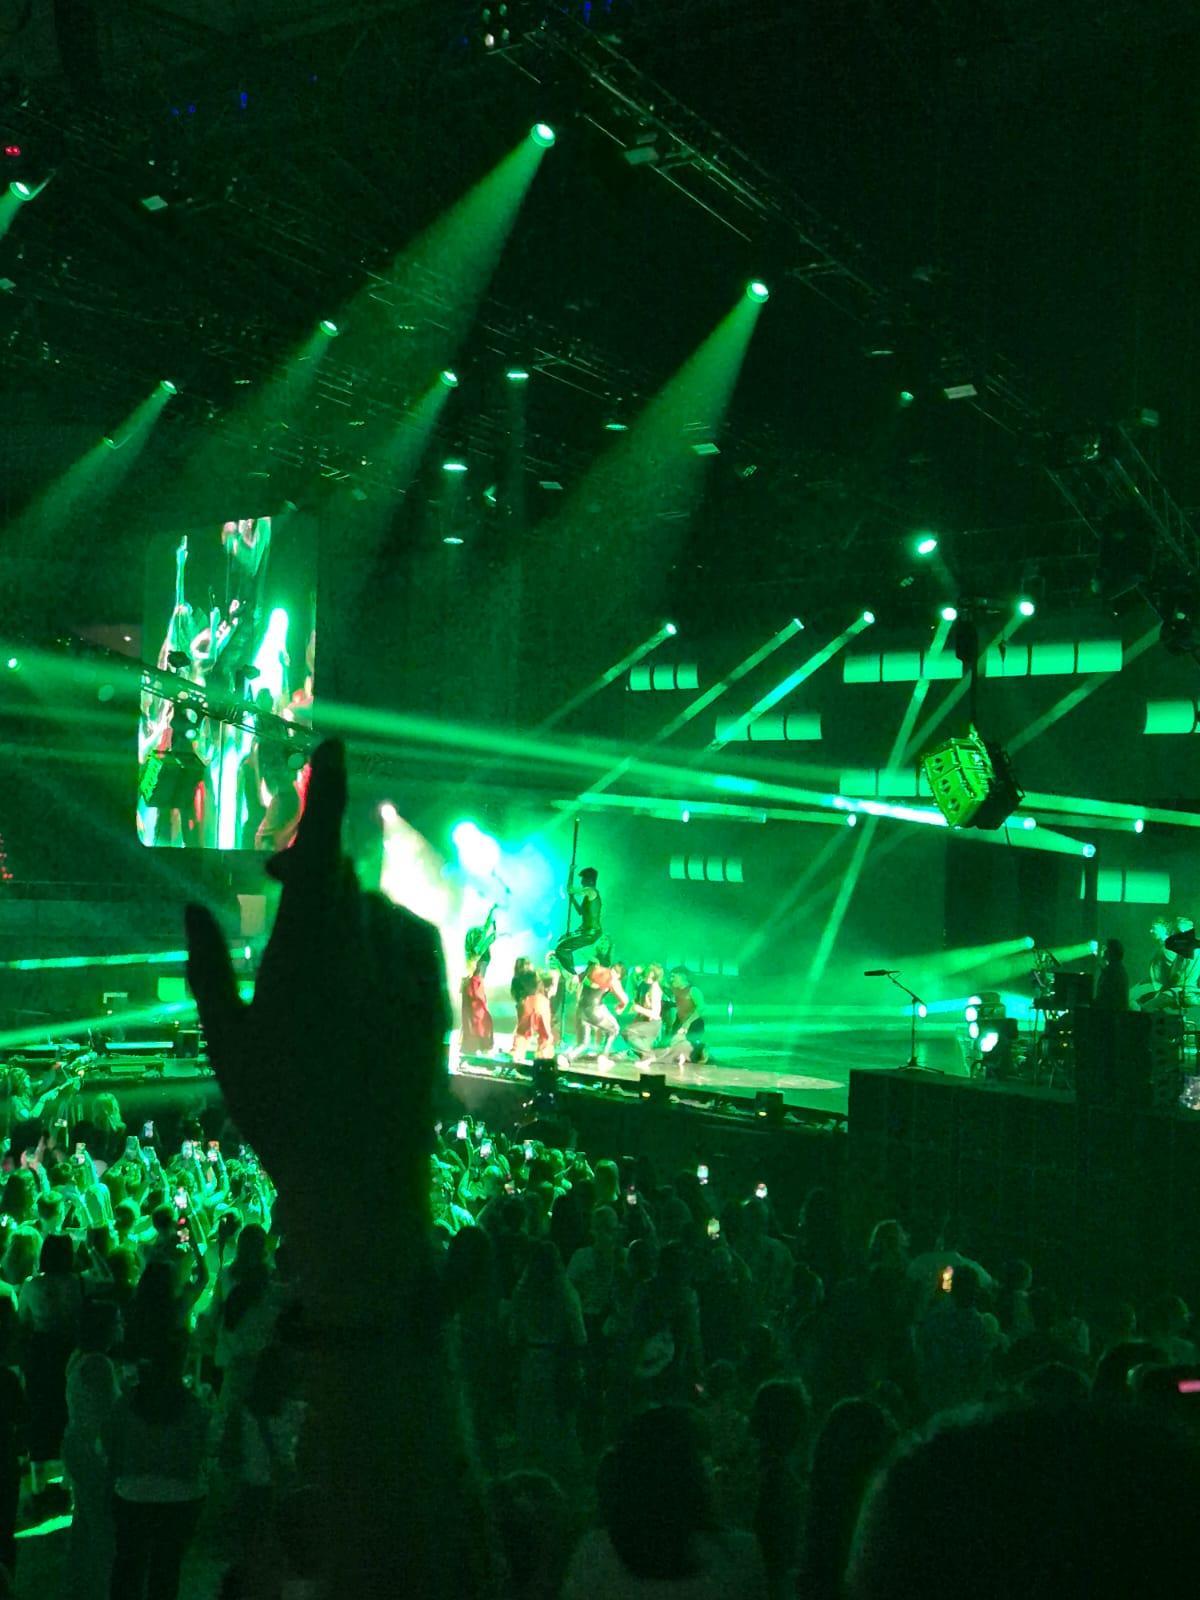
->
(138, 516), (317, 850)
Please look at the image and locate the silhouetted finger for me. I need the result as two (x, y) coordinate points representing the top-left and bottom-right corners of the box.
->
(185, 902), (244, 1064)
(268, 738), (347, 888)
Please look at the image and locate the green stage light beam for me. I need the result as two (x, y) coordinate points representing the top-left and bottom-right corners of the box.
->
(538, 289), (768, 583)
(737, 828), (852, 966)
(539, 624), (677, 732)
(804, 614), (951, 995)
(710, 614), (870, 750)
(0, 949), (190, 972)
(6, 382), (175, 542)
(579, 618), (805, 802)
(0, 998), (197, 1053)
(903, 613), (1027, 761)
(1007, 622), (1162, 754)
(1020, 791), (1200, 830)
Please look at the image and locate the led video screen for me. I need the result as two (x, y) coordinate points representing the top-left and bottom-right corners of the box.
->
(138, 516), (317, 849)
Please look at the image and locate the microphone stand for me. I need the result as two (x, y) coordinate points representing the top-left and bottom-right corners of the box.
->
(877, 971), (933, 1072)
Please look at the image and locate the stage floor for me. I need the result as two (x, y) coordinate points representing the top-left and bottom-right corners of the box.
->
(460, 1033), (975, 1115)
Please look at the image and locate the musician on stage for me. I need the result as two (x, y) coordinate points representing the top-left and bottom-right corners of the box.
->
(1093, 938), (1130, 1012)
(554, 867), (603, 976)
(1143, 917), (1200, 1011)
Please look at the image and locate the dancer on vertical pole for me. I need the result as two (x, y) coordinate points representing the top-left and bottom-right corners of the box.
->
(553, 818), (581, 1038)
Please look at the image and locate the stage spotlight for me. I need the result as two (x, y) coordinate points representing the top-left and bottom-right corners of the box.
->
(965, 1005), (979, 1023)
(379, 802), (398, 824)
(439, 369), (459, 388)
(5, 657), (17, 670)
(746, 280), (770, 303)
(846, 813), (859, 827)
(862, 610), (876, 625)
(1022, 817), (1037, 831)
(9, 181), (33, 201)
(1082, 842), (1097, 858)
(915, 534), (938, 556)
(1024, 936), (1036, 949)
(941, 606), (958, 622)
(443, 535), (464, 546)
(506, 367), (530, 383)
(603, 419), (629, 432)
(158, 379), (178, 395)
(442, 459), (468, 474)
(899, 390), (915, 407)
(1017, 597), (1036, 617)
(531, 123), (556, 148)
(318, 319), (339, 337)
(664, 622), (678, 636)
(1134, 818), (1145, 834)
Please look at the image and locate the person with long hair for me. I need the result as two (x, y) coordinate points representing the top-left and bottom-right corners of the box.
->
(460, 909), (498, 1057)
(801, 1397), (898, 1600)
(563, 1405), (765, 1598)
(104, 1337), (209, 1599)
(18, 1232), (81, 1501)
(62, 1298), (122, 1600)
(0, 1301), (26, 1585)
(509, 1240), (586, 1487)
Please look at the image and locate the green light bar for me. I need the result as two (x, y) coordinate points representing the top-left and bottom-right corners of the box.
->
(0, 948), (190, 973)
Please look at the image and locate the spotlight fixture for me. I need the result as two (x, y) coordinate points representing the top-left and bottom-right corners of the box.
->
(9, 181), (33, 201)
(846, 813), (859, 828)
(442, 459), (468, 474)
(5, 657), (17, 670)
(1017, 597), (1036, 617)
(1134, 818), (1145, 834)
(505, 367), (530, 383)
(664, 622), (678, 636)
(443, 535), (465, 545)
(158, 379), (178, 395)
(1022, 817), (1037, 831)
(940, 606), (958, 622)
(439, 369), (459, 388)
(318, 319), (339, 337)
(862, 610), (876, 625)
(899, 390), (916, 407)
(1082, 842), (1097, 858)
(530, 123), (556, 148)
(915, 534), (938, 556)
(603, 419), (629, 432)
(746, 280), (770, 303)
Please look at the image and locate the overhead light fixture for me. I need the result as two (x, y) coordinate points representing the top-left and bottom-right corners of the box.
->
(604, 419), (629, 432)
(140, 194), (169, 212)
(692, 442), (720, 456)
(9, 181), (33, 201)
(1017, 597), (1036, 617)
(899, 390), (915, 407)
(506, 367), (530, 383)
(664, 622), (678, 636)
(319, 319), (339, 337)
(1134, 818), (1145, 834)
(915, 534), (938, 556)
(158, 379), (178, 395)
(531, 123), (556, 148)
(443, 535), (464, 545)
(746, 280), (770, 303)
(439, 369), (459, 388)
(862, 610), (876, 625)
(442, 459), (468, 474)
(941, 605), (958, 622)
(943, 382), (978, 400)
(5, 657), (18, 670)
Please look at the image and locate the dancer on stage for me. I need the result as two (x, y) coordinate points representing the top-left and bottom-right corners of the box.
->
(622, 963), (664, 1059)
(555, 867), (603, 975)
(460, 908), (498, 1056)
(665, 968), (708, 1064)
(571, 945), (628, 1063)
(511, 968), (557, 1064)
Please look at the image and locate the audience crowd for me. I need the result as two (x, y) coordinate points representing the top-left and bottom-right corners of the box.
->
(2, 1077), (1200, 1600)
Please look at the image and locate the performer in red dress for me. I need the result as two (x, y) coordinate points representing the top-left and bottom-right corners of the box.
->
(460, 908), (498, 1055)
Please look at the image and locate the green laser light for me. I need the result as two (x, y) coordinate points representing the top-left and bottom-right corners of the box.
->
(158, 379), (178, 395)
(531, 123), (557, 148)
(319, 319), (339, 337)
(439, 369), (459, 388)
(506, 367), (530, 384)
(915, 534), (938, 556)
(442, 459), (468, 474)
(1017, 597), (1036, 617)
(746, 280), (770, 303)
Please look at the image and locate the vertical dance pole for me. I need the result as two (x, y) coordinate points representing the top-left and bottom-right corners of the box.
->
(558, 817), (581, 1039)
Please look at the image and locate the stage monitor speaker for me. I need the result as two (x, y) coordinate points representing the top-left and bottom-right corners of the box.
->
(755, 1090), (785, 1127)
(638, 1072), (668, 1105)
(1074, 1010), (1181, 1109)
